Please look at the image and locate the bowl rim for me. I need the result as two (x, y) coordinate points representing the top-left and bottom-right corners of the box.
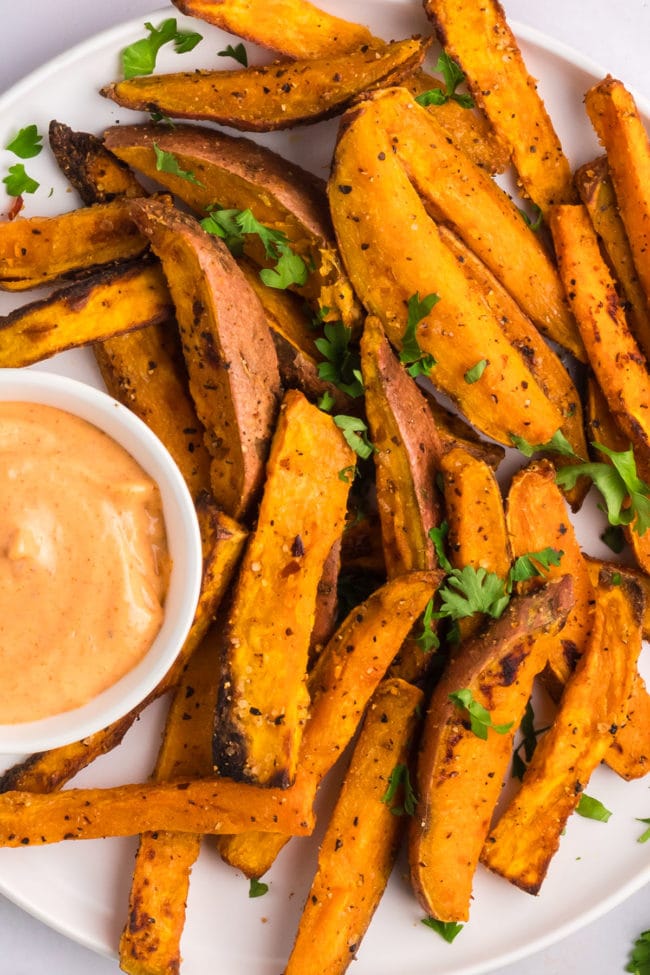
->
(0, 368), (203, 754)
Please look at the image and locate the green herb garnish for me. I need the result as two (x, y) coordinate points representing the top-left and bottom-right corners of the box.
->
(438, 566), (509, 621)
(399, 292), (439, 377)
(576, 793), (612, 822)
(449, 688), (514, 740)
(415, 51), (474, 109)
(421, 917), (464, 942)
(3, 163), (39, 196)
(511, 699), (549, 780)
(416, 598), (440, 653)
(428, 522), (453, 573)
(636, 818), (650, 843)
(153, 143), (204, 185)
(315, 322), (364, 398)
(5, 124), (43, 159)
(464, 359), (488, 384)
(121, 18), (202, 79)
(510, 429), (578, 459)
(249, 877), (269, 898)
(381, 763), (418, 816)
(218, 42), (249, 66)
(333, 415), (375, 459)
(518, 203), (544, 232)
(626, 930), (650, 974)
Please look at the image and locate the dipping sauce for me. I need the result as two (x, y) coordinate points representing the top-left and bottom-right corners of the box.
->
(0, 401), (170, 723)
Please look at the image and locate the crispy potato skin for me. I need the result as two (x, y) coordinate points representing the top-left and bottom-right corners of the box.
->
(285, 679), (423, 975)
(49, 120), (146, 204)
(0, 260), (173, 368)
(128, 198), (282, 521)
(101, 39), (430, 131)
(329, 97), (563, 446)
(409, 577), (574, 921)
(103, 122), (362, 330)
(424, 0), (575, 213)
(481, 571), (643, 893)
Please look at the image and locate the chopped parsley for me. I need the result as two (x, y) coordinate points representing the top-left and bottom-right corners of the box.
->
(218, 42), (249, 66)
(626, 930), (650, 974)
(333, 415), (375, 459)
(153, 143), (204, 185)
(249, 877), (269, 897)
(449, 688), (514, 740)
(399, 292), (439, 377)
(518, 203), (544, 232)
(201, 205), (308, 289)
(381, 763), (417, 816)
(415, 51), (474, 109)
(416, 598), (440, 653)
(315, 322), (364, 397)
(317, 390), (336, 413)
(422, 917), (464, 942)
(5, 124), (43, 159)
(636, 818), (650, 843)
(464, 359), (488, 384)
(3, 163), (39, 196)
(121, 18), (202, 79)
(575, 794), (612, 822)
(428, 522), (453, 573)
(438, 566), (509, 621)
(510, 429), (578, 459)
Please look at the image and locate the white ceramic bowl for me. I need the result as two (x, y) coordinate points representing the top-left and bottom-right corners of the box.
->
(0, 368), (203, 754)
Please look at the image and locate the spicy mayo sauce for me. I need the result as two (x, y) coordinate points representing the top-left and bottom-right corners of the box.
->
(0, 401), (169, 723)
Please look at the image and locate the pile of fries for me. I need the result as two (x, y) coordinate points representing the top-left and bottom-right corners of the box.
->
(1, 0), (650, 971)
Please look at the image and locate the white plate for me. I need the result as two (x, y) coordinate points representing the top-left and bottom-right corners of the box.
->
(0, 3), (648, 974)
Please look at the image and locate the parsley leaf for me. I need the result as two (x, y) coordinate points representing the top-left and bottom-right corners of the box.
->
(438, 566), (509, 621)
(518, 203), (544, 232)
(218, 42), (249, 66)
(153, 143), (204, 185)
(3, 163), (39, 196)
(464, 359), (488, 384)
(556, 443), (650, 536)
(422, 917), (464, 942)
(381, 763), (418, 816)
(5, 124), (43, 159)
(333, 415), (375, 459)
(249, 877), (269, 897)
(508, 547), (563, 587)
(428, 522), (453, 573)
(415, 51), (474, 109)
(315, 322), (363, 398)
(449, 688), (514, 740)
(416, 598), (440, 653)
(626, 930), (650, 975)
(121, 18), (202, 79)
(201, 205), (308, 289)
(576, 793), (612, 822)
(260, 244), (308, 289)
(399, 292), (439, 377)
(317, 390), (336, 413)
(636, 818), (650, 843)
(510, 429), (579, 459)
(338, 464), (357, 483)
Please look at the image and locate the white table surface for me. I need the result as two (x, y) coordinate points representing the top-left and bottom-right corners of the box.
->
(1, 1), (649, 973)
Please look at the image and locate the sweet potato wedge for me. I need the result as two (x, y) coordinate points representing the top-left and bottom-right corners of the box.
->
(0, 197), (150, 291)
(96, 320), (212, 501)
(363, 87), (582, 359)
(481, 569), (643, 894)
(49, 120), (146, 205)
(409, 576), (574, 921)
(329, 99), (563, 446)
(119, 620), (222, 975)
(103, 122), (362, 331)
(128, 197), (281, 520)
(0, 498), (248, 795)
(423, 391), (505, 470)
(505, 459), (595, 698)
(285, 678), (423, 975)
(172, 0), (510, 174)
(423, 0), (576, 213)
(0, 776), (313, 846)
(574, 155), (650, 362)
(360, 314), (443, 577)
(213, 390), (353, 787)
(551, 203), (650, 480)
(437, 223), (588, 492)
(216, 569), (442, 877)
(101, 38), (430, 131)
(0, 260), (173, 368)
(584, 76), (650, 310)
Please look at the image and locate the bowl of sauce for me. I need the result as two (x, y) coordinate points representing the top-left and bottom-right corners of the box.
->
(0, 368), (203, 754)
